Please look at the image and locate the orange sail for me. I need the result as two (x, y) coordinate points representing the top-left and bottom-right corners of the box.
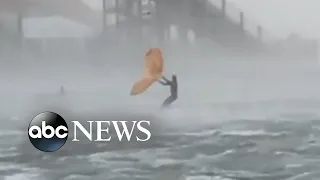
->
(130, 48), (164, 95)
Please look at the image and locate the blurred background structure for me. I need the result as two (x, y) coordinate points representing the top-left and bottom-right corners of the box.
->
(0, 0), (318, 62)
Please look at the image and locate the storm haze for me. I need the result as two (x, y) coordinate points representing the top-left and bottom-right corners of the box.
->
(0, 1), (320, 179)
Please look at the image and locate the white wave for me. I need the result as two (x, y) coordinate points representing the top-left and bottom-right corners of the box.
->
(210, 169), (272, 179)
(187, 150), (235, 167)
(185, 176), (217, 180)
(151, 158), (185, 168)
(85, 150), (146, 167)
(4, 173), (42, 180)
(62, 174), (89, 180)
(0, 130), (23, 137)
(183, 129), (219, 137)
(286, 172), (313, 180)
(0, 152), (19, 158)
(2, 165), (43, 180)
(84, 147), (188, 170)
(0, 163), (24, 172)
(111, 167), (149, 174)
(221, 130), (287, 137)
(285, 164), (303, 168)
(163, 129), (218, 137)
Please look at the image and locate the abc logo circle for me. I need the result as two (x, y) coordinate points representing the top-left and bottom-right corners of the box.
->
(28, 112), (68, 152)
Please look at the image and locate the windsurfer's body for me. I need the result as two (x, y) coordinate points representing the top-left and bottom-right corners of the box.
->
(158, 75), (178, 107)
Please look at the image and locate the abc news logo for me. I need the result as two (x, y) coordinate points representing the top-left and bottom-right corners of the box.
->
(28, 112), (151, 152)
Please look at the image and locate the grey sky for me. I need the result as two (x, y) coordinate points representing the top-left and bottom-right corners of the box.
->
(228, 0), (320, 38)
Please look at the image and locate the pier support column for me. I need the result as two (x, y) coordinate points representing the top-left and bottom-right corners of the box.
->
(257, 25), (262, 41)
(222, 0), (226, 17)
(239, 12), (244, 30)
(102, 0), (107, 34)
(137, 0), (143, 42)
(17, 12), (23, 53)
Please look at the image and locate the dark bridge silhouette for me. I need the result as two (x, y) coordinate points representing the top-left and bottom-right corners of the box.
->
(0, 0), (317, 59)
(1, 0), (267, 47)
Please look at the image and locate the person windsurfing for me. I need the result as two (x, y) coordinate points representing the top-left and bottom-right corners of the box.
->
(158, 74), (178, 107)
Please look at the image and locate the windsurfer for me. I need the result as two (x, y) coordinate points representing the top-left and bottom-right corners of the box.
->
(158, 74), (178, 107)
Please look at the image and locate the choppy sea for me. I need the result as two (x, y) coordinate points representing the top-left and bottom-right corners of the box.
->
(1, 60), (320, 180)
(1, 96), (320, 180)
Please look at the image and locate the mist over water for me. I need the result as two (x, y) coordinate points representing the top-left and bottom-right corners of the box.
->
(1, 50), (320, 116)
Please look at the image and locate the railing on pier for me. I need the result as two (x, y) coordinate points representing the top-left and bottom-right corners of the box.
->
(208, 0), (277, 43)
